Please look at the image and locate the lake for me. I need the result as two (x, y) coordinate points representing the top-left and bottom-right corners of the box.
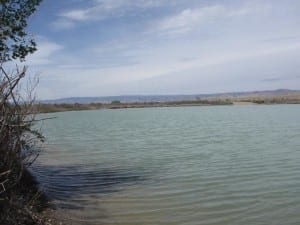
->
(33, 105), (300, 225)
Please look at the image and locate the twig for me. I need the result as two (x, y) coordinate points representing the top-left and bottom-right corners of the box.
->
(0, 170), (11, 177)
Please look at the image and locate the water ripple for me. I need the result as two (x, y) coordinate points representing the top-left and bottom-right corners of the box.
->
(35, 105), (300, 225)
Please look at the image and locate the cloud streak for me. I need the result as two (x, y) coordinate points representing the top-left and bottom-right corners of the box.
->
(54, 0), (176, 29)
(27, 39), (63, 65)
(262, 75), (300, 82)
(150, 2), (272, 37)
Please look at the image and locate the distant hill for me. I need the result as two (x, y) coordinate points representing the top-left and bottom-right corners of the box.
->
(41, 89), (300, 104)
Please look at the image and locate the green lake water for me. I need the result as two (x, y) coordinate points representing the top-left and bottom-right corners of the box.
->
(34, 105), (300, 225)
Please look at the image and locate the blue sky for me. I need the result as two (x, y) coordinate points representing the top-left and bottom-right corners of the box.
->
(24, 0), (300, 99)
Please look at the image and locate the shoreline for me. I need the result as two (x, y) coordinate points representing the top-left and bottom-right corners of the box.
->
(35, 100), (232, 114)
(35, 99), (300, 114)
(0, 167), (64, 225)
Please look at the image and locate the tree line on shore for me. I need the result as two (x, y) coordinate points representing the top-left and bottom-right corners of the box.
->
(34, 95), (300, 114)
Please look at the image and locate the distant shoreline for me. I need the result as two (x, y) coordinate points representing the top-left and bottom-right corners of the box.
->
(41, 89), (300, 104)
(35, 97), (300, 114)
(35, 100), (232, 113)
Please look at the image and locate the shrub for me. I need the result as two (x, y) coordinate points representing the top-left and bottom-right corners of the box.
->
(0, 65), (45, 224)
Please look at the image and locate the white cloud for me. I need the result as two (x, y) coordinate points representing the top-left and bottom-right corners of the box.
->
(54, 0), (175, 30)
(27, 39), (63, 65)
(158, 6), (224, 32)
(62, 9), (89, 21)
(51, 19), (75, 30)
(153, 2), (271, 36)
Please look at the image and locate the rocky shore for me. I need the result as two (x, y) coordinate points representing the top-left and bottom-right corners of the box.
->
(0, 168), (63, 225)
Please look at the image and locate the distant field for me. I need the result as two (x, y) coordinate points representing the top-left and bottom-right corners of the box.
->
(35, 93), (300, 113)
(42, 89), (300, 104)
(35, 99), (232, 113)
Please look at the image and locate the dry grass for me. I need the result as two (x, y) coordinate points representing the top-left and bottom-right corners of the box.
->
(0, 64), (62, 225)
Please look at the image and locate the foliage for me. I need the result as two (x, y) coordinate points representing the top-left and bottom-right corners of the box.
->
(0, 1), (48, 224)
(0, 0), (42, 196)
(111, 100), (121, 104)
(0, 0), (42, 61)
(0, 65), (46, 223)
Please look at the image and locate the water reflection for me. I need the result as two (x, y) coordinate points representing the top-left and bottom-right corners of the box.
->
(32, 163), (145, 209)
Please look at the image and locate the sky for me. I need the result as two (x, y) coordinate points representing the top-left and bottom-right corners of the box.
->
(22, 0), (300, 99)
